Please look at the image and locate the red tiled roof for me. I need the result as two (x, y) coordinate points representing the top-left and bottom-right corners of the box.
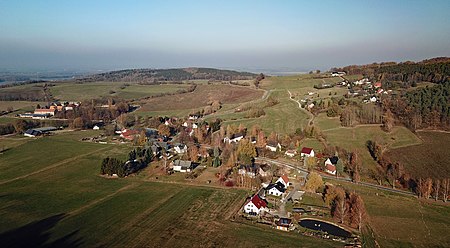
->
(251, 194), (267, 209)
(301, 147), (313, 154)
(281, 175), (289, 183)
(326, 164), (336, 172)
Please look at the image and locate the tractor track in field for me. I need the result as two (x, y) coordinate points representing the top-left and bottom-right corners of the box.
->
(0, 147), (110, 185)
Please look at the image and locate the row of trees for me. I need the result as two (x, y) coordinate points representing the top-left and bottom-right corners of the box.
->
(100, 147), (153, 178)
(417, 178), (450, 202)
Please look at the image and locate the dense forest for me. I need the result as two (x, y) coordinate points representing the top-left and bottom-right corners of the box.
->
(384, 82), (450, 130)
(335, 57), (450, 88)
(79, 67), (257, 83)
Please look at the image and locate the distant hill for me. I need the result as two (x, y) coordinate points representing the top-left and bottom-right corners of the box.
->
(79, 67), (257, 83)
(334, 57), (450, 87)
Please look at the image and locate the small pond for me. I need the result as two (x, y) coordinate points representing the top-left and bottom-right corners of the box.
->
(299, 219), (351, 238)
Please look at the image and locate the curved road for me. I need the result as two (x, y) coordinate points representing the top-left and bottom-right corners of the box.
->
(287, 90), (314, 126)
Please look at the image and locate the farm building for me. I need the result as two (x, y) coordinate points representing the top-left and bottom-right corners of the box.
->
(24, 126), (58, 137)
(172, 160), (198, 172)
(243, 194), (268, 215)
(300, 147), (315, 157)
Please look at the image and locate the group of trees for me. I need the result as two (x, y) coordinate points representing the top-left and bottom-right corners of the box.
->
(417, 178), (450, 202)
(100, 147), (153, 178)
(323, 185), (367, 231)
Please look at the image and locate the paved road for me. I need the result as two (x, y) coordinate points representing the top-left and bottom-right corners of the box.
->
(256, 157), (416, 197)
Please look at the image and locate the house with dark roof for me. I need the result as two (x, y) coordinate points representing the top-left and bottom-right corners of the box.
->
(223, 132), (245, 143)
(266, 181), (286, 197)
(258, 164), (272, 178)
(266, 141), (281, 152)
(300, 147), (315, 157)
(238, 164), (257, 178)
(24, 127), (58, 137)
(276, 218), (293, 231)
(172, 160), (198, 172)
(324, 156), (339, 175)
(243, 194), (268, 215)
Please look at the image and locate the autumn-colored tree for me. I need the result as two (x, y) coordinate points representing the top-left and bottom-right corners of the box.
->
(238, 123), (246, 134)
(323, 184), (337, 207)
(236, 139), (256, 165)
(382, 109), (395, 132)
(256, 131), (267, 148)
(433, 179), (441, 201)
(417, 177), (433, 198)
(199, 146), (209, 159)
(442, 178), (450, 202)
(72, 117), (84, 129)
(349, 193), (367, 231)
(305, 172), (323, 193)
(332, 187), (348, 224)
(268, 131), (278, 143)
(304, 156), (316, 171)
(157, 124), (170, 137)
(13, 119), (27, 133)
(138, 130), (147, 146)
(188, 145), (199, 162)
(250, 124), (261, 137)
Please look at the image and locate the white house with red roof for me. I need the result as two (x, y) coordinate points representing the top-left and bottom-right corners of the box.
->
(243, 194), (268, 215)
(300, 147), (315, 157)
(324, 156), (339, 175)
(276, 175), (290, 188)
(120, 129), (140, 140)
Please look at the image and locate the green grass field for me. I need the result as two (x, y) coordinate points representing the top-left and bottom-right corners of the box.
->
(49, 82), (190, 101)
(0, 132), (338, 247)
(325, 179), (450, 248)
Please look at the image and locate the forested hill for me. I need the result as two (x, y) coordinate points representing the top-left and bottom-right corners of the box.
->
(79, 68), (257, 83)
(335, 57), (450, 87)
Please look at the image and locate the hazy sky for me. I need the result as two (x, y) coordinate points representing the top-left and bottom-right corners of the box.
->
(0, 0), (449, 72)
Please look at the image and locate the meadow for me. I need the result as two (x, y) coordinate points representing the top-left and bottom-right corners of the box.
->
(0, 132), (338, 247)
(325, 179), (450, 248)
(385, 131), (450, 179)
(49, 82), (191, 101)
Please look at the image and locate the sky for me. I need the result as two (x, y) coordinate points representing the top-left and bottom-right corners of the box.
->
(0, 0), (449, 72)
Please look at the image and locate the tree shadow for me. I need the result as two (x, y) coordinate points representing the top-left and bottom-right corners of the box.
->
(0, 213), (83, 248)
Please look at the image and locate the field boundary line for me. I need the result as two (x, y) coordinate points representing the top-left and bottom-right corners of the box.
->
(67, 183), (139, 217)
(0, 146), (110, 185)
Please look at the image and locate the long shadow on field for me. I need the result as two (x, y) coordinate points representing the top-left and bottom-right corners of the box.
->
(0, 213), (83, 248)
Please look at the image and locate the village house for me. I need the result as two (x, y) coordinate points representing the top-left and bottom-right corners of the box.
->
(266, 141), (281, 152)
(238, 164), (257, 178)
(243, 194), (268, 215)
(300, 147), (315, 157)
(324, 156), (339, 175)
(258, 164), (272, 178)
(172, 160), (198, 173)
(276, 175), (290, 188)
(285, 149), (297, 157)
(173, 143), (188, 154)
(276, 218), (293, 231)
(266, 182), (286, 197)
(223, 132), (245, 144)
(331, 71), (346, 77)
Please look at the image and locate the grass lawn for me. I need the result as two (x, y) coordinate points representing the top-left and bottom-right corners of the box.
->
(49, 82), (190, 101)
(325, 179), (450, 248)
(0, 101), (45, 112)
(322, 125), (421, 175)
